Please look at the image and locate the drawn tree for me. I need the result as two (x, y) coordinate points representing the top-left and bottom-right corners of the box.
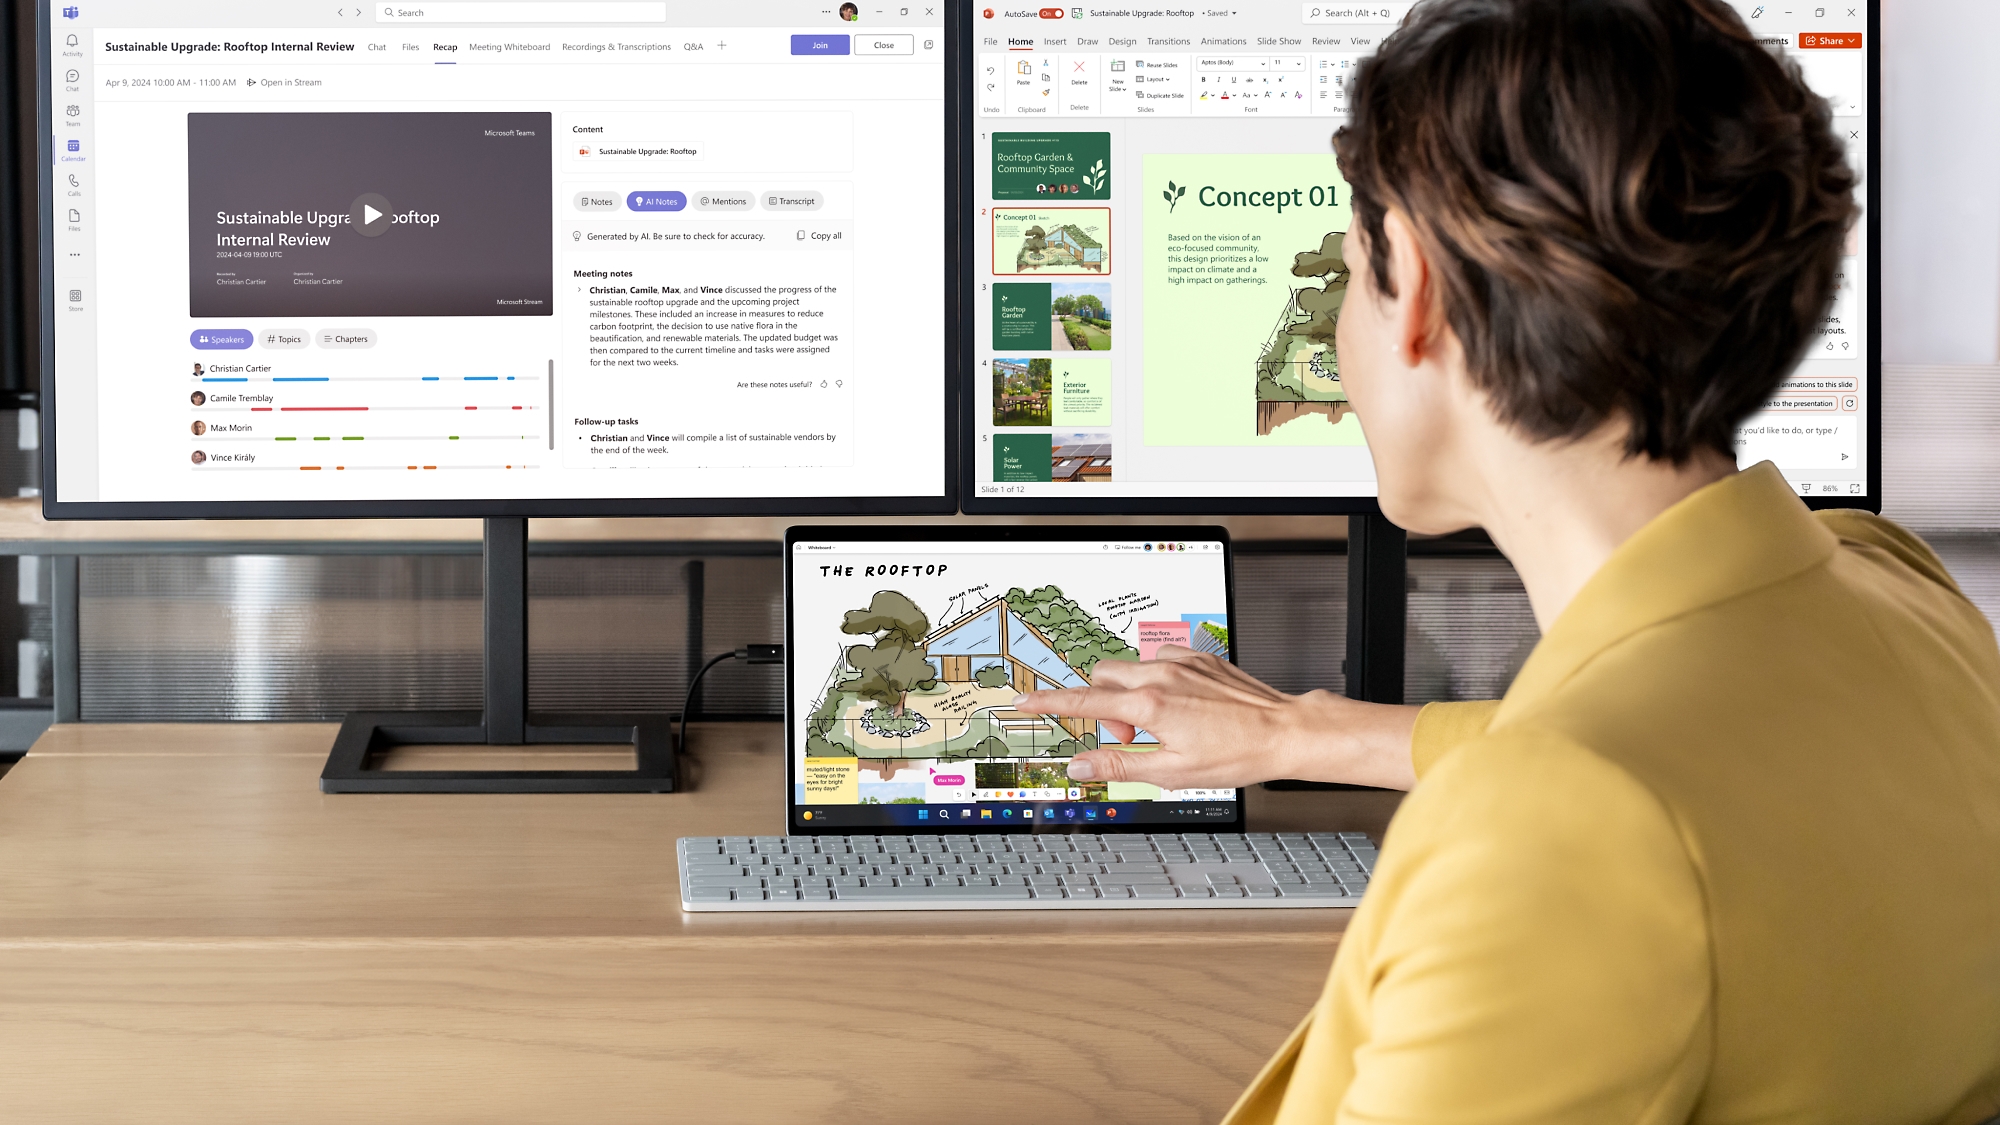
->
(842, 591), (936, 718)
(1289, 231), (1350, 345)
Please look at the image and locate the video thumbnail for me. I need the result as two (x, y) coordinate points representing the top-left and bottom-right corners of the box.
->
(188, 112), (553, 317)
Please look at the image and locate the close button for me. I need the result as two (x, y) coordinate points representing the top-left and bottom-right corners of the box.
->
(854, 34), (915, 55)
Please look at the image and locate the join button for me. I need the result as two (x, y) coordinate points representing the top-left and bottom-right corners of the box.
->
(790, 33), (850, 56)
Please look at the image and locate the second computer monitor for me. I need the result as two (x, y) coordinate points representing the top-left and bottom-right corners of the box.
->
(961, 1), (1877, 514)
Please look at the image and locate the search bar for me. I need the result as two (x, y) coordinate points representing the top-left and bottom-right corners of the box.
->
(1301, 3), (1415, 22)
(377, 2), (667, 22)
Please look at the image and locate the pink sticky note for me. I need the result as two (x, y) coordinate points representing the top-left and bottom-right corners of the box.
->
(1137, 621), (1191, 660)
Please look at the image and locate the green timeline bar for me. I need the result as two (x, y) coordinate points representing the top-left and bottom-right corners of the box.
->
(275, 436), (295, 442)
(343, 436), (363, 441)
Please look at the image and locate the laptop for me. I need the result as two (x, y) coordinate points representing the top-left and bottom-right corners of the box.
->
(676, 524), (1378, 911)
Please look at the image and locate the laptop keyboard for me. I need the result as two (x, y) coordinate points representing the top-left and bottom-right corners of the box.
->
(678, 831), (1377, 911)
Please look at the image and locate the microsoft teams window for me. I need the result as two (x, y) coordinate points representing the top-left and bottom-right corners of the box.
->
(969, 2), (1869, 502)
(46, 2), (947, 506)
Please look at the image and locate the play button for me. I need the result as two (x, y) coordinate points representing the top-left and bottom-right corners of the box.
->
(349, 192), (392, 238)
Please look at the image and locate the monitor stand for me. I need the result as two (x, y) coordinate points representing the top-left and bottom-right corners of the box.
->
(319, 517), (678, 793)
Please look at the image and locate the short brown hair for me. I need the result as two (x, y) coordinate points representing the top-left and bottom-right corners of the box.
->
(1335, 0), (1857, 462)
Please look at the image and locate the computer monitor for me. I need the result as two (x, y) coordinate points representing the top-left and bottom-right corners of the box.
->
(39, 0), (958, 518)
(959, 1), (1878, 514)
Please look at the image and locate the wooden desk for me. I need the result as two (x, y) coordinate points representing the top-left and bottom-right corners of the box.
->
(0, 722), (1401, 1125)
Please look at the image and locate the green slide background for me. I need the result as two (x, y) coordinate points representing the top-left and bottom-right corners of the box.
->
(1141, 154), (1369, 448)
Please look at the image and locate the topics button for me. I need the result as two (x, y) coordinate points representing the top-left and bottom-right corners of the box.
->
(627, 191), (687, 212)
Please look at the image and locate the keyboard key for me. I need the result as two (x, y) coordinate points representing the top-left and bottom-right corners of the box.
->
(1206, 873), (1239, 885)
(1281, 884), (1353, 897)
(1247, 886), (1281, 898)
(686, 887), (734, 902)
(1132, 885), (1181, 899)
(687, 875), (762, 888)
(1094, 873), (1171, 886)
(836, 884), (1033, 901)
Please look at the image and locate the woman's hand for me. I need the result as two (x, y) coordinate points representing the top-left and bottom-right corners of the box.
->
(1016, 646), (1423, 792)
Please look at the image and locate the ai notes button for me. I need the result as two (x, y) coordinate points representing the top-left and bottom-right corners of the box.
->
(190, 329), (254, 350)
(628, 191), (687, 212)
(790, 33), (850, 55)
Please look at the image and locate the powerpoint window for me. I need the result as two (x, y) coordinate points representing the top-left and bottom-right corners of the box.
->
(968, 1), (1870, 505)
(47, 1), (948, 509)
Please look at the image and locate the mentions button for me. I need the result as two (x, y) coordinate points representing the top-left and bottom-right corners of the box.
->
(628, 191), (687, 212)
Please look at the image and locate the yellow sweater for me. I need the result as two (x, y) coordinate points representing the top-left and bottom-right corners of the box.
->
(1226, 463), (2000, 1125)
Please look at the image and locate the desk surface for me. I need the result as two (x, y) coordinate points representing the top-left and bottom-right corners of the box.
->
(0, 722), (1400, 1124)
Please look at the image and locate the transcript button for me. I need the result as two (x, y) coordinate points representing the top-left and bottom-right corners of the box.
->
(258, 328), (309, 350)
(694, 191), (755, 213)
(763, 190), (825, 212)
(190, 329), (253, 350)
(573, 191), (620, 212)
(627, 190), (687, 212)
(317, 328), (378, 350)
(853, 34), (915, 55)
(790, 33), (850, 56)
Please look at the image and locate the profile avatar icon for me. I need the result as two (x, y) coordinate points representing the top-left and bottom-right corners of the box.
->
(191, 450), (207, 465)
(192, 362), (204, 377)
(839, 2), (858, 19)
(190, 391), (206, 406)
(191, 420), (206, 436)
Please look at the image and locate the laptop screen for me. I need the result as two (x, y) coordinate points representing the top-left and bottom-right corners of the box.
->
(786, 528), (1240, 831)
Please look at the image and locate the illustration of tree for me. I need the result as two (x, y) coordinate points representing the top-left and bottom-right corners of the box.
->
(1289, 231), (1350, 345)
(841, 591), (936, 718)
(1087, 158), (1108, 194)
(1003, 585), (1136, 675)
(1022, 224), (1048, 252)
(1163, 181), (1186, 213)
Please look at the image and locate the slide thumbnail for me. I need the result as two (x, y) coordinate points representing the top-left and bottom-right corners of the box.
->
(992, 283), (1050, 350)
(992, 357), (1051, 427)
(1051, 281), (1111, 351)
(991, 132), (1110, 199)
(188, 112), (553, 318)
(993, 208), (1110, 275)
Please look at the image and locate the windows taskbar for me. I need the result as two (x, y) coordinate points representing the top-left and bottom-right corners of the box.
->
(795, 801), (1239, 829)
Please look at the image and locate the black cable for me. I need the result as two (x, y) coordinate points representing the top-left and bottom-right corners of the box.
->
(678, 644), (784, 756)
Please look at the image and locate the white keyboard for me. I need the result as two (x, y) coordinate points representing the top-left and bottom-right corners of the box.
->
(678, 831), (1377, 911)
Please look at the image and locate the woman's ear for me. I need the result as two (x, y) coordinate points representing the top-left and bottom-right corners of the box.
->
(1381, 209), (1439, 368)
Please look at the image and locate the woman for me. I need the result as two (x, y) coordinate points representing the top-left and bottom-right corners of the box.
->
(1022, 0), (2000, 1119)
